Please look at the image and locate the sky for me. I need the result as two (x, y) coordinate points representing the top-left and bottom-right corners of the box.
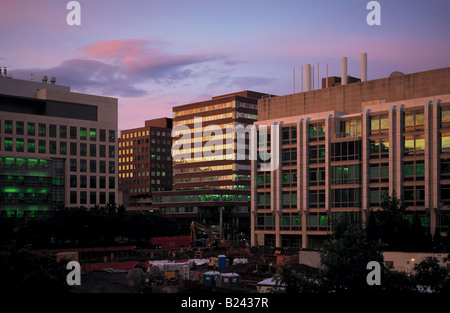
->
(1, 0), (449, 131)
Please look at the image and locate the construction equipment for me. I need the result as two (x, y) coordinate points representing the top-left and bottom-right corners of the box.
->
(190, 221), (231, 249)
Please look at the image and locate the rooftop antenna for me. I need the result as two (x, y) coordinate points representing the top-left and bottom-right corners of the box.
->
(293, 66), (295, 93)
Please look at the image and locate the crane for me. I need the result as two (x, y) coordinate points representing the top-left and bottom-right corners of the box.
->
(190, 221), (230, 248)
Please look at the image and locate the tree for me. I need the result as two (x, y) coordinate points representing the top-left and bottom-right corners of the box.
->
(320, 219), (384, 293)
(413, 257), (448, 293)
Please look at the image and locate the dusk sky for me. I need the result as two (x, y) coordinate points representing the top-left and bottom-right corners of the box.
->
(1, 0), (449, 131)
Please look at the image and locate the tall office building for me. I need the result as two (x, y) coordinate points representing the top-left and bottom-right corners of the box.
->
(252, 61), (450, 249)
(118, 118), (172, 211)
(0, 71), (118, 219)
(153, 91), (271, 240)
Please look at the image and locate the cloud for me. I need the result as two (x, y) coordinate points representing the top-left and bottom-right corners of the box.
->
(10, 39), (231, 97)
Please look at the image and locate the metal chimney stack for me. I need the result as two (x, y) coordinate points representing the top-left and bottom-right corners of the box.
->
(361, 53), (367, 82)
(305, 64), (311, 91)
(341, 57), (347, 85)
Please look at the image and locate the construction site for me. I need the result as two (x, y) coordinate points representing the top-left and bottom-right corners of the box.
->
(67, 221), (311, 293)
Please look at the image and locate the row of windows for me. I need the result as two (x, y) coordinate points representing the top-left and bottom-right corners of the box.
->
(1, 137), (115, 157)
(0, 120), (116, 142)
(119, 138), (172, 147)
(69, 159), (115, 174)
(120, 130), (170, 139)
(69, 191), (116, 205)
(70, 175), (115, 189)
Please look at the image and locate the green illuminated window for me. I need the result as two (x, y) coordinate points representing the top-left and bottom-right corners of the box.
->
(5, 120), (13, 134)
(38, 123), (46, 136)
(90, 128), (97, 140)
(60, 125), (67, 138)
(16, 121), (24, 135)
(16, 138), (24, 152)
(27, 123), (35, 136)
(80, 127), (87, 140)
(60, 142), (67, 155)
(38, 140), (46, 154)
(28, 159), (38, 168)
(5, 138), (13, 151)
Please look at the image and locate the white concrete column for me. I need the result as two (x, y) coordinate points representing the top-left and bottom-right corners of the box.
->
(325, 114), (332, 214)
(302, 118), (310, 248)
(431, 100), (441, 235)
(362, 109), (371, 224)
(395, 105), (404, 197)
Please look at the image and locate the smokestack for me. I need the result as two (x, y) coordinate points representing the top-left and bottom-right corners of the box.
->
(42, 75), (48, 84)
(51, 77), (56, 85)
(3, 67), (7, 78)
(317, 62), (319, 89)
(341, 57), (347, 85)
(301, 66), (303, 92)
(361, 52), (367, 82)
(305, 64), (311, 91)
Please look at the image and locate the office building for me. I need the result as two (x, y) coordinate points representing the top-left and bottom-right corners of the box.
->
(153, 91), (271, 241)
(0, 71), (118, 218)
(252, 59), (450, 249)
(118, 118), (172, 211)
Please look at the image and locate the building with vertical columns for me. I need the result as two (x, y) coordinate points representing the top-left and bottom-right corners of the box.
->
(0, 72), (118, 219)
(252, 66), (450, 249)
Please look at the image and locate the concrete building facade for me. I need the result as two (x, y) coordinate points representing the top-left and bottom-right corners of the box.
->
(252, 66), (450, 248)
(0, 72), (118, 218)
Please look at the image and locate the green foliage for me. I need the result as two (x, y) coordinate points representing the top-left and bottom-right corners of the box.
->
(0, 248), (71, 293)
(0, 205), (190, 249)
(413, 257), (448, 293)
(320, 220), (384, 293)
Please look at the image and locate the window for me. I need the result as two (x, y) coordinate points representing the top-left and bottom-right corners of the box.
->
(90, 192), (97, 205)
(331, 165), (360, 185)
(89, 144), (96, 157)
(38, 140), (46, 154)
(70, 159), (77, 172)
(90, 176), (96, 188)
(109, 177), (115, 189)
(282, 147), (297, 166)
(100, 192), (106, 204)
(38, 123), (46, 137)
(309, 167), (325, 186)
(255, 213), (275, 230)
(70, 175), (77, 188)
(331, 188), (361, 208)
(5, 120), (13, 134)
(70, 142), (77, 156)
(80, 143), (87, 156)
(4, 137), (13, 151)
(100, 129), (106, 142)
(370, 139), (389, 159)
(90, 128), (96, 141)
(49, 124), (57, 138)
(80, 175), (87, 188)
(282, 169), (297, 187)
(441, 158), (450, 180)
(369, 163), (389, 183)
(80, 127), (87, 140)
(282, 126), (297, 144)
(109, 145), (115, 158)
(70, 191), (77, 204)
(99, 145), (106, 157)
(109, 161), (115, 174)
(90, 160), (96, 173)
(370, 187), (389, 207)
(80, 159), (87, 172)
(100, 176), (106, 188)
(307, 213), (330, 231)
(256, 192), (271, 209)
(49, 141), (57, 154)
(403, 160), (425, 181)
(109, 130), (116, 142)
(309, 144), (325, 164)
(370, 115), (389, 135)
(280, 214), (301, 231)
(309, 123), (325, 141)
(70, 126), (77, 139)
(404, 135), (425, 156)
(27, 122), (35, 136)
(60, 142), (67, 155)
(282, 191), (297, 209)
(99, 160), (106, 173)
(16, 138), (24, 152)
(16, 121), (24, 135)
(404, 111), (424, 132)
(80, 191), (87, 205)
(257, 172), (271, 188)
(331, 140), (361, 162)
(60, 125), (67, 138)
(340, 119), (361, 138)
(404, 185), (425, 207)
(309, 189), (325, 208)
(27, 139), (35, 153)
(441, 132), (450, 154)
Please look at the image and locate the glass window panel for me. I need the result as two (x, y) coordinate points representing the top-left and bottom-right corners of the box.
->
(380, 117), (389, 130)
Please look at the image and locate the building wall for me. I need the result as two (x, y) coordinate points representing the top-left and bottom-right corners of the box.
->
(0, 76), (118, 217)
(252, 68), (450, 248)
